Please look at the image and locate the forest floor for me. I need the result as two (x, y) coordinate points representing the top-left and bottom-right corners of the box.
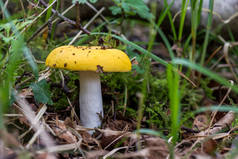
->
(1, 0), (238, 159)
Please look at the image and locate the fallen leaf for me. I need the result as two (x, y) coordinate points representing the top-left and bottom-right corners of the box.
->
(53, 118), (77, 143)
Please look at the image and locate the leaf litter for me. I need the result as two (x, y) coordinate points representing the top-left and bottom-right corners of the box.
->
(1, 70), (238, 159)
(2, 1), (238, 159)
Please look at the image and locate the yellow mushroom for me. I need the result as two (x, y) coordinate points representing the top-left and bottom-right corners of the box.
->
(46, 45), (131, 130)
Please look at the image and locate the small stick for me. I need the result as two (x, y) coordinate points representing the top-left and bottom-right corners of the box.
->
(40, 0), (90, 35)
(223, 43), (238, 82)
(19, 0), (57, 35)
(76, 2), (80, 29)
(27, 4), (75, 42)
(27, 15), (55, 43)
(85, 1), (109, 24)
(208, 80), (233, 129)
(204, 46), (222, 66)
(15, 95), (56, 158)
(69, 7), (105, 45)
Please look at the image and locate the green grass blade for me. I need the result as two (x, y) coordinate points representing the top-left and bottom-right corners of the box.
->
(163, 0), (177, 41)
(200, 0), (214, 66)
(0, 0), (39, 126)
(178, 0), (189, 41)
(45, 0), (54, 21)
(196, 105), (238, 113)
(197, 0), (204, 24)
(172, 58), (238, 93)
(90, 32), (168, 66)
(157, 0), (174, 27)
(167, 63), (180, 144)
(153, 25), (175, 59)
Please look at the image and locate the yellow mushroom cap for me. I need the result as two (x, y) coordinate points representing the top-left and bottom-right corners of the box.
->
(45, 45), (132, 72)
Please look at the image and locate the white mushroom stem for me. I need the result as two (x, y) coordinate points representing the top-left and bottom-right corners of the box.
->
(79, 71), (103, 129)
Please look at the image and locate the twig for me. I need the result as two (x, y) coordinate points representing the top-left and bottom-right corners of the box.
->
(3, 114), (23, 117)
(204, 46), (222, 66)
(26, 125), (44, 149)
(223, 43), (238, 82)
(69, 7), (105, 45)
(67, 97), (80, 123)
(19, 0), (57, 35)
(210, 54), (225, 70)
(206, 111), (234, 135)
(19, 0), (26, 19)
(40, 0), (75, 25)
(85, 1), (109, 24)
(27, 15), (55, 43)
(27, 4), (75, 42)
(36, 141), (82, 153)
(208, 80), (233, 129)
(104, 132), (131, 150)
(76, 2), (80, 29)
(178, 110), (235, 156)
(103, 146), (128, 159)
(39, 0), (90, 35)
(15, 93), (56, 157)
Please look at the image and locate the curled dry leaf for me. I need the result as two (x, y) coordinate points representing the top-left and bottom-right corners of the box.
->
(53, 118), (77, 144)
(105, 119), (136, 131)
(114, 147), (168, 159)
(86, 150), (108, 159)
(202, 138), (217, 155)
(78, 129), (95, 145)
(35, 153), (56, 159)
(176, 111), (235, 157)
(100, 128), (130, 149)
(144, 137), (169, 158)
(193, 114), (209, 131)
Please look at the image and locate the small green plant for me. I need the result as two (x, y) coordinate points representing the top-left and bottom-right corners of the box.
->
(110, 0), (154, 21)
(30, 79), (53, 105)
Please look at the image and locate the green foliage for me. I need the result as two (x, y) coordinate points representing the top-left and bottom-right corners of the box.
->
(45, 0), (54, 22)
(2, 0), (238, 155)
(126, 46), (144, 74)
(0, 37), (24, 118)
(172, 58), (238, 93)
(30, 79), (53, 105)
(200, 78), (214, 99)
(167, 64), (180, 144)
(200, 0), (214, 67)
(0, 19), (25, 128)
(0, 19), (33, 43)
(110, 0), (154, 20)
(0, 1), (39, 130)
(136, 128), (166, 138)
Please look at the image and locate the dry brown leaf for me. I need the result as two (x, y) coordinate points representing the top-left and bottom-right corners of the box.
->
(36, 153), (56, 159)
(99, 128), (131, 149)
(176, 111), (235, 157)
(54, 118), (77, 143)
(86, 150), (108, 159)
(193, 114), (209, 131)
(105, 119), (136, 132)
(114, 147), (168, 159)
(78, 129), (95, 145)
(202, 138), (217, 155)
